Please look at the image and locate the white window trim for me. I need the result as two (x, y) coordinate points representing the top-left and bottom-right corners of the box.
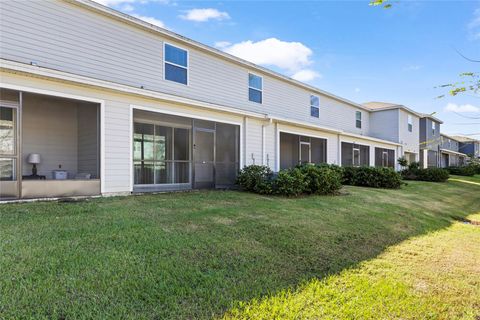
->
(248, 73), (263, 104)
(407, 115), (413, 132)
(163, 42), (189, 86)
(355, 111), (362, 129)
(299, 141), (312, 163)
(310, 95), (320, 118)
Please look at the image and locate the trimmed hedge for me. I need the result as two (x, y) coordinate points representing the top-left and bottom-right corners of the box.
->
(298, 164), (343, 195)
(236, 165), (273, 194)
(236, 164), (342, 197)
(446, 166), (476, 177)
(401, 167), (450, 182)
(343, 166), (402, 189)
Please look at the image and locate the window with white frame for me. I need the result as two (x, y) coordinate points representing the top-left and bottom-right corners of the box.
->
(432, 121), (435, 135)
(407, 115), (413, 132)
(248, 73), (262, 103)
(355, 111), (362, 129)
(164, 43), (188, 85)
(310, 95), (319, 118)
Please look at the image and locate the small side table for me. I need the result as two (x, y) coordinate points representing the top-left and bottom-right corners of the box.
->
(22, 175), (46, 180)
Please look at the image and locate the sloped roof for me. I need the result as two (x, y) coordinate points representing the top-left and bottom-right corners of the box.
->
(451, 135), (479, 143)
(362, 101), (444, 124)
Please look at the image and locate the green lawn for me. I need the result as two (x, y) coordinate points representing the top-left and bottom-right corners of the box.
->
(450, 174), (480, 184)
(1, 179), (479, 319)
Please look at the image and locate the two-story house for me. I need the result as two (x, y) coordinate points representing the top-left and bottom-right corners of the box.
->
(453, 136), (480, 159)
(439, 134), (468, 167)
(363, 102), (421, 169)
(0, 0), (421, 200)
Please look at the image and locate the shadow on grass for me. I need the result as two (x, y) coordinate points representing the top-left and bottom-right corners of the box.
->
(0, 180), (479, 319)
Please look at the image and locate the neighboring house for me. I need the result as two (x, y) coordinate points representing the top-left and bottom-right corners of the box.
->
(363, 102), (421, 169)
(0, 0), (428, 200)
(452, 136), (480, 159)
(419, 115), (443, 168)
(439, 134), (468, 167)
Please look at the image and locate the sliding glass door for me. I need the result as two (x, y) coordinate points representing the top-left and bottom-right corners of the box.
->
(133, 122), (191, 187)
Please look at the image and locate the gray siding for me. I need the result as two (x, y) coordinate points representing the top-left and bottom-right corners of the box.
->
(420, 118), (440, 151)
(0, 0), (370, 136)
(368, 109), (399, 142)
(440, 136), (460, 152)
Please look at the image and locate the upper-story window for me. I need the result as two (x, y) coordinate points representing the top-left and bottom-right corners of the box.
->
(248, 73), (262, 104)
(431, 121), (435, 135)
(310, 95), (319, 118)
(164, 43), (188, 85)
(355, 111), (362, 129)
(407, 115), (413, 132)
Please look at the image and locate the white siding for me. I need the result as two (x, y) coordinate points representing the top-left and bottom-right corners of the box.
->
(0, 0), (370, 136)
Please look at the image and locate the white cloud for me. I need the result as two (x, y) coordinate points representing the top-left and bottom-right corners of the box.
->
(444, 103), (480, 113)
(220, 38), (314, 73)
(214, 41), (231, 49)
(354, 88), (361, 93)
(180, 8), (230, 22)
(468, 8), (480, 40)
(131, 14), (165, 28)
(291, 70), (321, 82)
(121, 3), (135, 11)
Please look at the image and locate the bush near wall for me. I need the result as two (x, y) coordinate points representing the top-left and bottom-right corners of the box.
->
(342, 166), (402, 189)
(236, 164), (342, 197)
(446, 166), (476, 177)
(401, 162), (450, 182)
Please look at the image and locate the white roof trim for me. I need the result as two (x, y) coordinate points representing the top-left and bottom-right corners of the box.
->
(68, 0), (371, 112)
(366, 104), (444, 124)
(440, 149), (468, 157)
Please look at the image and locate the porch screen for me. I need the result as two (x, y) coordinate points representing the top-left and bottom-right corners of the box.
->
(280, 132), (326, 169)
(374, 148), (395, 168)
(427, 150), (438, 168)
(215, 122), (240, 186)
(133, 123), (190, 185)
(341, 142), (370, 167)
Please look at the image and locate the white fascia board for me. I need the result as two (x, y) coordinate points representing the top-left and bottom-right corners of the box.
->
(440, 149), (468, 157)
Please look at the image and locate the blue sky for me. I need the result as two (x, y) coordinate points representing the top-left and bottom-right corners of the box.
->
(96, 0), (480, 139)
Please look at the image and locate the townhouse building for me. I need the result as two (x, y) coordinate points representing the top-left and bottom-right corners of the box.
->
(419, 116), (443, 168)
(0, 0), (447, 200)
(439, 134), (468, 167)
(453, 136), (480, 159)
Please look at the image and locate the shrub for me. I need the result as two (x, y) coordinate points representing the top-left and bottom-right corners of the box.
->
(343, 166), (402, 189)
(397, 157), (408, 168)
(236, 165), (273, 194)
(296, 164), (343, 195)
(446, 166), (476, 177)
(273, 168), (307, 197)
(401, 167), (449, 182)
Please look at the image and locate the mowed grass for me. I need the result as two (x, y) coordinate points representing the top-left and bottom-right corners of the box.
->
(1, 179), (479, 319)
(450, 174), (480, 184)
